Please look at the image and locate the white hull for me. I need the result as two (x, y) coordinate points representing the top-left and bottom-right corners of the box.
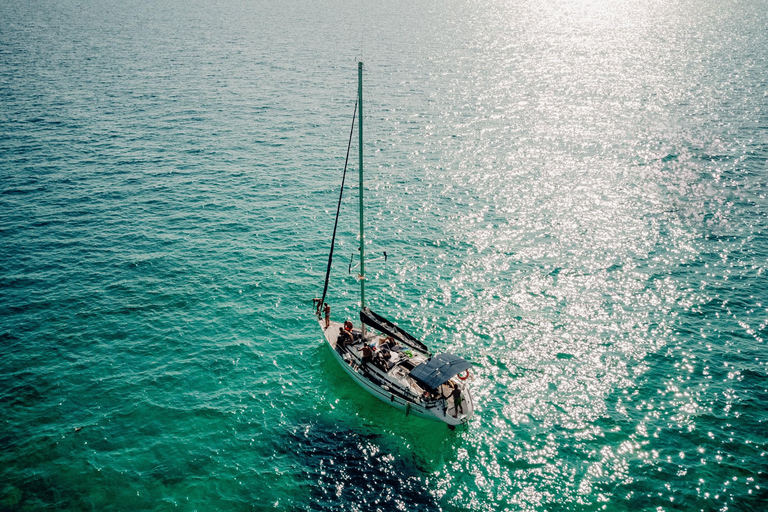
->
(319, 319), (473, 427)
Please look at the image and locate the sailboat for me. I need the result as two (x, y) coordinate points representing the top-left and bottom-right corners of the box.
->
(314, 62), (474, 428)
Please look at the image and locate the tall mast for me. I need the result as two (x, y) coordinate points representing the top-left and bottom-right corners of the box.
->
(358, 61), (366, 312)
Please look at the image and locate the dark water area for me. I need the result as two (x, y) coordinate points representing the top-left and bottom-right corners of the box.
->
(2, 0), (767, 510)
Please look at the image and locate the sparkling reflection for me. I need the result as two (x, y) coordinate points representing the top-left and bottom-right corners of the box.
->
(360, 0), (768, 509)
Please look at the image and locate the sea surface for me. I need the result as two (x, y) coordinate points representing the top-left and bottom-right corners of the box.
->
(1, 0), (767, 510)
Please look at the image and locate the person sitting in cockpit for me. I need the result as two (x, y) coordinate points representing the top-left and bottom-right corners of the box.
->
(374, 345), (392, 371)
(338, 320), (354, 348)
(360, 343), (373, 366)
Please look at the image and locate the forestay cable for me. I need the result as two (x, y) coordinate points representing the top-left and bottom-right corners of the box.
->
(319, 100), (358, 315)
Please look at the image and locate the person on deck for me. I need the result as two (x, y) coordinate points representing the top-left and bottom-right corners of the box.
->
(338, 321), (354, 348)
(323, 303), (331, 329)
(379, 336), (400, 353)
(450, 384), (464, 417)
(374, 347), (392, 371)
(360, 344), (373, 366)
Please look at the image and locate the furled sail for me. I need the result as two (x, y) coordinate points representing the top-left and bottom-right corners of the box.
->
(359, 307), (430, 354)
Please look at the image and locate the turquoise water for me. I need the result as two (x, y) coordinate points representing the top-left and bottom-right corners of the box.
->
(2, 0), (767, 510)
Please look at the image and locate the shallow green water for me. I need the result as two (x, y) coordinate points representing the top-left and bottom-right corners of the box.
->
(1, 0), (767, 510)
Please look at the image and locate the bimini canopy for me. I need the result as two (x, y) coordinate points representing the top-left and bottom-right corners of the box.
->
(359, 307), (429, 354)
(409, 353), (472, 391)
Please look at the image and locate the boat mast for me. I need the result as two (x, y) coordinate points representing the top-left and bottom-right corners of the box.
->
(358, 61), (366, 313)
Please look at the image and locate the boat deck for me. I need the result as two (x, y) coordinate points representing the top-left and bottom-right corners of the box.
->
(319, 317), (473, 425)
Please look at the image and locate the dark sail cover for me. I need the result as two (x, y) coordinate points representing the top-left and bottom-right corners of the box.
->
(408, 353), (472, 391)
(359, 307), (429, 354)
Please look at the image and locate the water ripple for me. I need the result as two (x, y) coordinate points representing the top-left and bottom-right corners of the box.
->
(2, 0), (768, 510)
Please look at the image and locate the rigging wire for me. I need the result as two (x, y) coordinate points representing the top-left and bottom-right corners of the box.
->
(318, 99), (358, 316)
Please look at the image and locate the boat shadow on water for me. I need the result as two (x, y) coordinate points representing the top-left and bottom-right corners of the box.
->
(283, 415), (459, 511)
